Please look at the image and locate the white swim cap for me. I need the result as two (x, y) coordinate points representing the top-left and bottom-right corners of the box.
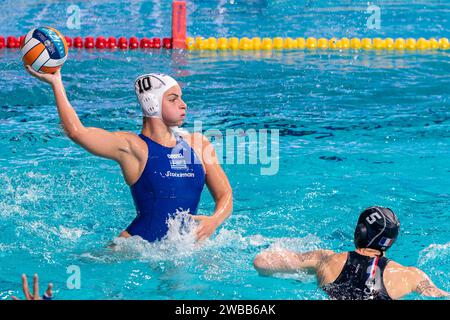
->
(134, 73), (178, 118)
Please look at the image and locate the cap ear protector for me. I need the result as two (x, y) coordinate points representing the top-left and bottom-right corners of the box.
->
(354, 223), (368, 249)
(354, 206), (400, 252)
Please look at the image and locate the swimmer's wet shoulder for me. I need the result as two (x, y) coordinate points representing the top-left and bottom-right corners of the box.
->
(315, 251), (348, 285)
(107, 131), (148, 186)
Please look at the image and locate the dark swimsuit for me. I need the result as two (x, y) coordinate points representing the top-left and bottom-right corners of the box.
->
(322, 251), (392, 300)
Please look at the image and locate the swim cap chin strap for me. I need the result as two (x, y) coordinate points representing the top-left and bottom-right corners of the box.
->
(134, 73), (178, 119)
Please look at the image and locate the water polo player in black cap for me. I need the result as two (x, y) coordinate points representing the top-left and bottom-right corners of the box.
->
(253, 206), (449, 300)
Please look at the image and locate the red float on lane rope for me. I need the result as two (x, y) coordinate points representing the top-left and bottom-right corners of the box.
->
(107, 36), (117, 49)
(6, 36), (16, 48)
(65, 36), (73, 48)
(153, 38), (161, 49)
(84, 36), (94, 49)
(96, 36), (106, 49)
(129, 36), (139, 49)
(163, 38), (172, 49)
(118, 37), (128, 49)
(73, 36), (83, 48)
(0, 34), (178, 50)
(18, 36), (25, 48)
(140, 38), (150, 49)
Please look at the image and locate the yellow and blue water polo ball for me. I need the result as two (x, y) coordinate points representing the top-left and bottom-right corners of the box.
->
(21, 26), (68, 73)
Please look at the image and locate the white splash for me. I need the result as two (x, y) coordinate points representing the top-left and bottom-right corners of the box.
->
(267, 234), (323, 252)
(80, 208), (325, 283)
(418, 242), (450, 267)
(58, 226), (89, 241)
(109, 209), (200, 264)
(164, 209), (198, 246)
(0, 243), (14, 252)
(0, 202), (27, 218)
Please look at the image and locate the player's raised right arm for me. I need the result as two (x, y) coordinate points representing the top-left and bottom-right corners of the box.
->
(25, 65), (131, 162)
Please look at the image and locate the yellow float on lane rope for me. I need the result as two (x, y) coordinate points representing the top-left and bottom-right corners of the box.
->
(185, 36), (450, 51)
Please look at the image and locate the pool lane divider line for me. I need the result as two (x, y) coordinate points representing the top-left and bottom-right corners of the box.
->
(1, 36), (448, 51)
(186, 37), (450, 51)
(0, 35), (173, 49)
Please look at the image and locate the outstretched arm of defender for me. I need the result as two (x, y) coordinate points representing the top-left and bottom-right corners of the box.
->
(408, 267), (449, 298)
(253, 249), (333, 276)
(25, 65), (131, 162)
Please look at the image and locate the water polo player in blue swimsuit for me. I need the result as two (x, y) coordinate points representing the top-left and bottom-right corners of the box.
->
(25, 66), (233, 243)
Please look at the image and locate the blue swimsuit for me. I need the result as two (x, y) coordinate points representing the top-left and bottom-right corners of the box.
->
(126, 133), (206, 242)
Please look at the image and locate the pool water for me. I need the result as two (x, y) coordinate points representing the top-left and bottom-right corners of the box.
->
(0, 0), (449, 300)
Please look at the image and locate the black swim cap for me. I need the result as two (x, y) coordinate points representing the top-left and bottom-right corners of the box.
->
(354, 206), (400, 252)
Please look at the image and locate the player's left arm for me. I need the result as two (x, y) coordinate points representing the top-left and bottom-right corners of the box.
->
(190, 133), (233, 241)
(408, 267), (449, 298)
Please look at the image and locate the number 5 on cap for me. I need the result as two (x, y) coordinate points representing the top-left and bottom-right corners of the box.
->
(366, 212), (382, 224)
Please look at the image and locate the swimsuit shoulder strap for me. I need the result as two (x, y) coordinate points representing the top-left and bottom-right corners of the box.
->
(326, 251), (353, 285)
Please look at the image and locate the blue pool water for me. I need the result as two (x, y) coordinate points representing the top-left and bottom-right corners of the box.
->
(0, 0), (449, 300)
